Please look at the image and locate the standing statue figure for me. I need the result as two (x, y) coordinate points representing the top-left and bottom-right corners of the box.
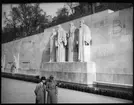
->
(49, 29), (57, 62)
(78, 20), (92, 62)
(11, 62), (16, 74)
(2, 55), (6, 72)
(57, 25), (67, 62)
(67, 22), (76, 62)
(13, 53), (19, 73)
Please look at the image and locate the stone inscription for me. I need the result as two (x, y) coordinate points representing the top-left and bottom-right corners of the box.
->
(94, 17), (108, 28)
(93, 44), (115, 57)
(113, 19), (122, 34)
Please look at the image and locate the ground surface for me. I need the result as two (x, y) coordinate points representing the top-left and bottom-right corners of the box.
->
(1, 77), (132, 103)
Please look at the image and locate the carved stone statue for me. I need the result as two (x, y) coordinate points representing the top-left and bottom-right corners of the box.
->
(57, 25), (67, 62)
(13, 53), (19, 73)
(11, 61), (16, 73)
(49, 29), (57, 62)
(2, 55), (6, 72)
(78, 20), (92, 62)
(67, 22), (76, 62)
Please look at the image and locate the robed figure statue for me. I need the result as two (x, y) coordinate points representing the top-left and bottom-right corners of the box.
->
(49, 29), (57, 62)
(78, 20), (92, 62)
(56, 25), (67, 62)
(67, 22), (77, 62)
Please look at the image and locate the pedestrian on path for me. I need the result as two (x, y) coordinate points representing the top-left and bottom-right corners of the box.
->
(46, 75), (58, 103)
(34, 76), (47, 104)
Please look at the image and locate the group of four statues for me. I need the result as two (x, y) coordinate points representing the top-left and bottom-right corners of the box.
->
(49, 20), (92, 62)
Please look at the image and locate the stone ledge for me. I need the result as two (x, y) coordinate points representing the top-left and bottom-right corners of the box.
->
(93, 81), (133, 91)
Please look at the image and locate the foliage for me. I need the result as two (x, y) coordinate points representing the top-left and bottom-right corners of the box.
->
(2, 3), (48, 40)
(56, 7), (69, 23)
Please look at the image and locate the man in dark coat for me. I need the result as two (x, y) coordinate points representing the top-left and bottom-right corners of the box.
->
(34, 76), (47, 104)
(46, 75), (58, 103)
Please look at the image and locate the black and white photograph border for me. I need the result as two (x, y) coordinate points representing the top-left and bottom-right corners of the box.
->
(1, 2), (133, 103)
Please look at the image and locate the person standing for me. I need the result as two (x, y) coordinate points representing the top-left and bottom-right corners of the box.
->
(34, 76), (47, 104)
(46, 75), (58, 103)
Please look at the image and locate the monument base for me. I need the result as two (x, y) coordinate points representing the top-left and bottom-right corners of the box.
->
(40, 62), (96, 85)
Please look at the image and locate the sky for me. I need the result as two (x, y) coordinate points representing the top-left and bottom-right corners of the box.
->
(2, 3), (65, 27)
(39, 3), (65, 17)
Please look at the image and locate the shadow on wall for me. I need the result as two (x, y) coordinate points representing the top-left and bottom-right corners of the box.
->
(40, 42), (50, 69)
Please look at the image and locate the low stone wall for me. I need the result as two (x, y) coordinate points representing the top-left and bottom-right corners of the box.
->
(3, 62), (96, 85)
(17, 68), (40, 76)
(4, 68), (39, 76)
(96, 73), (133, 86)
(4, 61), (133, 86)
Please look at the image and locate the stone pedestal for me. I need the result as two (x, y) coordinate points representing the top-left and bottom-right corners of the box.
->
(40, 62), (96, 85)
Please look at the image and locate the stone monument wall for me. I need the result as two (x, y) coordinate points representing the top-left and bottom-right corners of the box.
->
(2, 7), (133, 85)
